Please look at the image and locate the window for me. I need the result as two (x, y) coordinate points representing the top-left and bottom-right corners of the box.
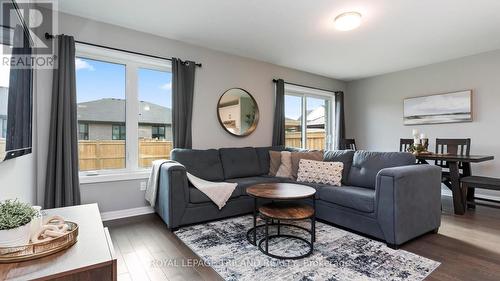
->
(112, 124), (126, 140)
(151, 125), (166, 140)
(285, 95), (303, 148)
(78, 123), (89, 140)
(138, 67), (172, 168)
(76, 44), (172, 174)
(284, 85), (333, 150)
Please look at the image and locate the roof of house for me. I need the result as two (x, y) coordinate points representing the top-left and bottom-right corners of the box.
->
(285, 106), (326, 128)
(77, 98), (171, 124)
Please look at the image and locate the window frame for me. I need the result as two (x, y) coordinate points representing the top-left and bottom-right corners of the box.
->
(76, 43), (172, 179)
(151, 124), (166, 140)
(284, 84), (335, 150)
(111, 124), (126, 140)
(78, 123), (89, 140)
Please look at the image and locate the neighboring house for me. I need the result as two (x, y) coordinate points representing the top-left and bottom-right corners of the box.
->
(77, 98), (172, 141)
(285, 105), (326, 132)
(0, 87), (8, 139)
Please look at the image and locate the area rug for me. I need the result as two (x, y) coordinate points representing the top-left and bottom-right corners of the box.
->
(174, 216), (440, 281)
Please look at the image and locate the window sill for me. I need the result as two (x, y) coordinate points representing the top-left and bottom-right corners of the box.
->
(79, 170), (151, 184)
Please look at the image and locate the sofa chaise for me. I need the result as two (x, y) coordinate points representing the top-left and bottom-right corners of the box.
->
(155, 147), (442, 247)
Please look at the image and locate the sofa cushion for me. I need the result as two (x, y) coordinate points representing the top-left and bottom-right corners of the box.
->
(319, 185), (375, 213)
(290, 151), (324, 179)
(277, 179), (328, 199)
(171, 148), (224, 181)
(188, 184), (241, 204)
(255, 146), (286, 175)
(323, 150), (355, 184)
(297, 159), (343, 186)
(268, 151), (282, 176)
(347, 151), (415, 189)
(226, 176), (284, 195)
(220, 147), (261, 179)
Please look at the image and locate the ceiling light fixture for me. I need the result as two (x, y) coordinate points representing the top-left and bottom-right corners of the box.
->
(334, 12), (362, 31)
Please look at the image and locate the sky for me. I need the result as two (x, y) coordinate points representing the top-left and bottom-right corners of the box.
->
(76, 57), (172, 108)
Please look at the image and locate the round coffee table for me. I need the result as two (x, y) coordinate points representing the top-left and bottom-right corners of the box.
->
(246, 183), (316, 259)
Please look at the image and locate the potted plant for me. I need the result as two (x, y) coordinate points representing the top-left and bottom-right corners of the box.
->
(0, 200), (37, 247)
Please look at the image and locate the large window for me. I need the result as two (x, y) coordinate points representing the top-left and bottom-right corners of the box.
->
(284, 85), (333, 150)
(76, 44), (172, 174)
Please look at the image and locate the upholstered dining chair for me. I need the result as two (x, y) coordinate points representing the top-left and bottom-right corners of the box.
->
(435, 138), (471, 187)
(399, 138), (414, 152)
(339, 139), (357, 150)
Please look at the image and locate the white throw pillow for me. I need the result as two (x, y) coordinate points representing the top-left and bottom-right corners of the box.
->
(297, 159), (343, 186)
(276, 151), (293, 179)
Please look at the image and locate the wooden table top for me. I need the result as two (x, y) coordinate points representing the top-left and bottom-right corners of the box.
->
(246, 183), (316, 199)
(259, 202), (314, 220)
(0, 204), (114, 281)
(415, 153), (494, 163)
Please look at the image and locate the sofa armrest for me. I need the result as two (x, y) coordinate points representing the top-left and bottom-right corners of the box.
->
(155, 161), (189, 229)
(376, 164), (442, 245)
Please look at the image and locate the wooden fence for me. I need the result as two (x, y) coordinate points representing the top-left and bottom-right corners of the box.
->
(78, 140), (173, 171)
(285, 131), (326, 150)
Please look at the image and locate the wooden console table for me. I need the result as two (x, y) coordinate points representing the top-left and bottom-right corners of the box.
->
(0, 204), (117, 281)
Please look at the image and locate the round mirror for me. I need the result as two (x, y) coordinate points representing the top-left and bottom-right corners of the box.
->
(217, 88), (259, 137)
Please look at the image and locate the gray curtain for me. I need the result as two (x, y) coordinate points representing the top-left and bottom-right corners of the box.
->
(6, 25), (32, 153)
(334, 91), (346, 150)
(44, 35), (81, 208)
(172, 58), (196, 149)
(272, 79), (285, 146)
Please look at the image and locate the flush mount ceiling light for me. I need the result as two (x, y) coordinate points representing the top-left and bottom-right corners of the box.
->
(334, 12), (362, 31)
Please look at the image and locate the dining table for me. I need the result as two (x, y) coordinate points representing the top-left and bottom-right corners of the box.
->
(415, 153), (495, 215)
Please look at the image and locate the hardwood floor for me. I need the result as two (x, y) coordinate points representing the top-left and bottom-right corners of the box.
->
(104, 197), (500, 281)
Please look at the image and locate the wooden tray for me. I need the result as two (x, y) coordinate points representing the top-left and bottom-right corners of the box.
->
(0, 221), (78, 263)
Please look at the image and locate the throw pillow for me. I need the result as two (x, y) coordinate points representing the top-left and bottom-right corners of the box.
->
(268, 150), (282, 176)
(276, 151), (293, 179)
(290, 151), (324, 179)
(297, 159), (343, 186)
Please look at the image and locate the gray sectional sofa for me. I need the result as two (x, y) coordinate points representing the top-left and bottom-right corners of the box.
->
(155, 146), (442, 247)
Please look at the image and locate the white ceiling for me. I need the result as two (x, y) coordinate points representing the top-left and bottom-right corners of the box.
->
(58, 0), (500, 81)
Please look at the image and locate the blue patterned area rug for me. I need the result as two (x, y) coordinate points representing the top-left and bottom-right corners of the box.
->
(174, 215), (440, 281)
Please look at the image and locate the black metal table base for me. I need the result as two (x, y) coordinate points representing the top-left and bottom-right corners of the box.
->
(246, 222), (312, 246)
(257, 224), (314, 260)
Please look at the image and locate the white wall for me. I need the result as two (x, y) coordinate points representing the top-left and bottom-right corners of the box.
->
(346, 49), (500, 198)
(0, 155), (36, 203)
(34, 12), (345, 210)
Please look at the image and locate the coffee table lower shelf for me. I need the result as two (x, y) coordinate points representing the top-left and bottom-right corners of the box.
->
(246, 201), (315, 260)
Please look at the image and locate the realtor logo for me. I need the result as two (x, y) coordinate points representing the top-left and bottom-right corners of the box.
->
(1, 0), (57, 68)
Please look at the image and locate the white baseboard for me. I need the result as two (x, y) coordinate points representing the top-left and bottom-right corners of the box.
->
(441, 189), (500, 202)
(100, 206), (155, 221)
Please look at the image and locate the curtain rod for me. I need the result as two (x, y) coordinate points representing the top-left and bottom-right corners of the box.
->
(44, 33), (202, 67)
(272, 79), (338, 93)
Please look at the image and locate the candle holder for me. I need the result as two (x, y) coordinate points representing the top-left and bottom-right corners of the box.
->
(407, 138), (430, 155)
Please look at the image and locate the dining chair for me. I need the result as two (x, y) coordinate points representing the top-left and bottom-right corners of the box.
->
(435, 138), (471, 188)
(399, 138), (414, 152)
(339, 139), (357, 150)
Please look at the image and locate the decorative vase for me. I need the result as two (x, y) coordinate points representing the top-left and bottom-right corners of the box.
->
(0, 222), (32, 247)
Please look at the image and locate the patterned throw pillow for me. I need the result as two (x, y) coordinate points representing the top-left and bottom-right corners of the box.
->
(297, 159), (343, 186)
